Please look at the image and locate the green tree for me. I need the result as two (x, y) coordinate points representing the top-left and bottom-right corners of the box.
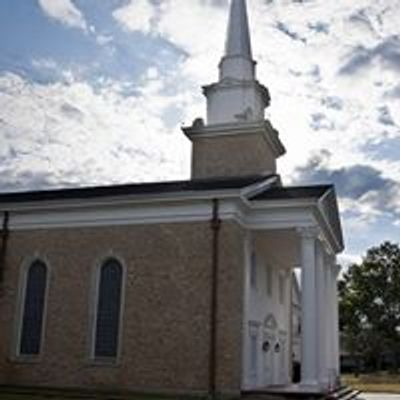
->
(339, 241), (400, 372)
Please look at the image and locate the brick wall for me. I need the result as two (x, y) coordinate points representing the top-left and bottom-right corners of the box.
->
(0, 220), (244, 396)
(192, 134), (277, 179)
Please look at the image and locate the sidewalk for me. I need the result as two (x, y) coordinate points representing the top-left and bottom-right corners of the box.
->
(361, 394), (400, 400)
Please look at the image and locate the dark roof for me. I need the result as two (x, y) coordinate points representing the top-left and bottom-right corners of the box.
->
(251, 185), (333, 201)
(0, 175), (273, 204)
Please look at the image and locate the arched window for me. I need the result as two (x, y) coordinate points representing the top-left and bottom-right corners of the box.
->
(94, 258), (123, 359)
(19, 260), (48, 356)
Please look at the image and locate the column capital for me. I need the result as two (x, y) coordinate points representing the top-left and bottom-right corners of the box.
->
(297, 226), (319, 240)
(333, 263), (342, 278)
(324, 252), (336, 266)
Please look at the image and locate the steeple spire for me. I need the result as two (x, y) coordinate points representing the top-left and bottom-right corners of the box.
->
(225, 0), (252, 59)
(200, 0), (269, 125)
(219, 0), (255, 82)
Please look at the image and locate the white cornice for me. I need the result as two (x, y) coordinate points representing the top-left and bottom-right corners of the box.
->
(182, 119), (286, 158)
(4, 189), (344, 255)
(6, 196), (313, 231)
(239, 175), (278, 199)
(317, 188), (344, 253)
(183, 120), (267, 138)
(7, 196), (247, 231)
(247, 197), (343, 253)
(0, 188), (242, 213)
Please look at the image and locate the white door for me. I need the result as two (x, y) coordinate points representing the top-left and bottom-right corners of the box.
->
(272, 339), (281, 384)
(263, 332), (275, 386)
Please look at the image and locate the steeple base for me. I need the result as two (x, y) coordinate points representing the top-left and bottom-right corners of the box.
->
(182, 120), (286, 180)
(203, 79), (270, 126)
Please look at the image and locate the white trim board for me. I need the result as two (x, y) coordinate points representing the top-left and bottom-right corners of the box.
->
(5, 195), (343, 254)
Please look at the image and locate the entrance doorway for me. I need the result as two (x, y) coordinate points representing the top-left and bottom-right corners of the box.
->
(263, 331), (275, 385)
(263, 314), (278, 386)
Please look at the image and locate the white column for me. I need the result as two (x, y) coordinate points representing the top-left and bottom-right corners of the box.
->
(331, 263), (341, 385)
(316, 242), (329, 387)
(325, 255), (341, 388)
(241, 230), (252, 390)
(298, 227), (319, 388)
(324, 254), (335, 388)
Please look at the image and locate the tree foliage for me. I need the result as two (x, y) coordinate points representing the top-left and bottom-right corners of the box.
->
(339, 241), (400, 371)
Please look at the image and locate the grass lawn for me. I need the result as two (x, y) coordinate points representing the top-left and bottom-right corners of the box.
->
(343, 372), (400, 393)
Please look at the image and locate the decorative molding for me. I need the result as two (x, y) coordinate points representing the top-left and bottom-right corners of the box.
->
(317, 187), (344, 252)
(182, 119), (286, 158)
(7, 198), (314, 232)
(296, 226), (320, 240)
(264, 313), (278, 331)
(0, 188), (241, 213)
(4, 191), (343, 256)
(239, 175), (278, 200)
(323, 252), (336, 267)
(248, 320), (261, 329)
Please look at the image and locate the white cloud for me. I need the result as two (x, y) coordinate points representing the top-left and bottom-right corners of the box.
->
(113, 0), (156, 34)
(31, 58), (58, 71)
(96, 34), (113, 46)
(157, 0), (226, 56)
(338, 253), (362, 269)
(0, 71), (190, 191)
(37, 0), (88, 33)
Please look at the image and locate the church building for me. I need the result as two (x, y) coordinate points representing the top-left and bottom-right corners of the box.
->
(0, 0), (343, 398)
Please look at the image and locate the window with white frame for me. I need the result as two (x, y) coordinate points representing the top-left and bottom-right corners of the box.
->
(94, 258), (123, 359)
(19, 260), (48, 356)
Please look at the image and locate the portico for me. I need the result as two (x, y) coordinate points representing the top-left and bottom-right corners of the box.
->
(240, 184), (343, 393)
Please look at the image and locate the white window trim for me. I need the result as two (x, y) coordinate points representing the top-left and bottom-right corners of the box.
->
(89, 252), (126, 365)
(12, 254), (50, 362)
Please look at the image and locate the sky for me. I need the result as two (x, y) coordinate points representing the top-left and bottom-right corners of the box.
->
(0, 0), (399, 265)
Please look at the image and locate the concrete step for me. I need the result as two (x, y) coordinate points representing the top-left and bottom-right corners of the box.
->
(326, 386), (362, 400)
(326, 387), (352, 399)
(336, 391), (362, 400)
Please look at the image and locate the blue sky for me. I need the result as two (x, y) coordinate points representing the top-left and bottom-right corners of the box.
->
(0, 0), (399, 265)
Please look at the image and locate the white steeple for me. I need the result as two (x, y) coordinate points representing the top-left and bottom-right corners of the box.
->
(182, 0), (285, 180)
(225, 0), (252, 58)
(220, 0), (255, 81)
(202, 0), (270, 125)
